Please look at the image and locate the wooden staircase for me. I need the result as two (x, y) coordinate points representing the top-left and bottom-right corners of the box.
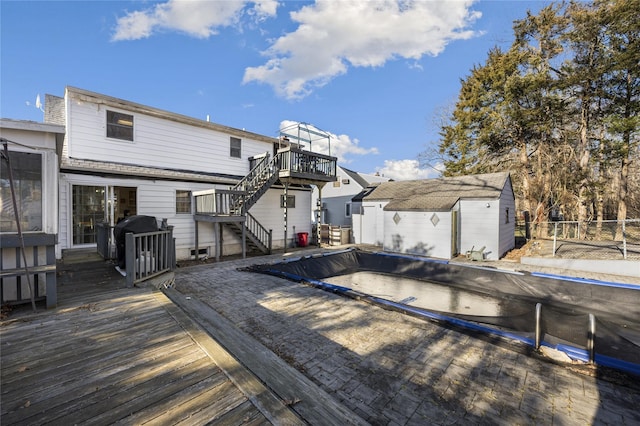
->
(193, 146), (337, 257)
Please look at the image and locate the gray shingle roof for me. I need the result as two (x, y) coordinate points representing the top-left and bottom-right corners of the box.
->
(384, 195), (460, 212)
(366, 172), (510, 211)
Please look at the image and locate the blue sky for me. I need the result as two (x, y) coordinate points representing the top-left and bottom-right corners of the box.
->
(1, 0), (549, 180)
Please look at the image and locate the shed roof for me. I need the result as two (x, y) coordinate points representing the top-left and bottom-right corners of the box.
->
(384, 195), (460, 212)
(366, 172), (510, 210)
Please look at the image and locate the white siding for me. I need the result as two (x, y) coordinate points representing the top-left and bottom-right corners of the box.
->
(58, 173), (312, 259)
(459, 199), (500, 260)
(383, 210), (452, 259)
(66, 94), (272, 177)
(250, 188), (312, 248)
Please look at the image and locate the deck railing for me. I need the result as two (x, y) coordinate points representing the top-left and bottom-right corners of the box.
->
(246, 212), (272, 253)
(124, 228), (175, 287)
(96, 222), (114, 259)
(194, 189), (246, 216)
(278, 147), (336, 181)
(0, 233), (57, 309)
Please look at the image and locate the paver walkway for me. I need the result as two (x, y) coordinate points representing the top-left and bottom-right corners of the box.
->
(174, 250), (640, 425)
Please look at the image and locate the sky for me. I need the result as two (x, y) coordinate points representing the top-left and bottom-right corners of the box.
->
(1, 0), (551, 180)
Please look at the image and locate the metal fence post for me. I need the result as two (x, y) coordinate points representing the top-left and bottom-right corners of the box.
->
(552, 222), (558, 257)
(622, 220), (627, 260)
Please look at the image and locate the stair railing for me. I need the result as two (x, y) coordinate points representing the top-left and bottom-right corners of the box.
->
(229, 153), (280, 214)
(245, 212), (272, 254)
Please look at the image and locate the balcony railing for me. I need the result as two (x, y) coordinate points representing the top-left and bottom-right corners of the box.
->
(277, 147), (337, 182)
(194, 189), (246, 216)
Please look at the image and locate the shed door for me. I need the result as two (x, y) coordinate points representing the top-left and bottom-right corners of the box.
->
(451, 210), (459, 256)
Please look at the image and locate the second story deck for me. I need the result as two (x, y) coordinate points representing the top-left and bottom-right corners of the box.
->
(194, 146), (337, 218)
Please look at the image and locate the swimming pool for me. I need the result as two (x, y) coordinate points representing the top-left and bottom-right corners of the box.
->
(246, 248), (640, 376)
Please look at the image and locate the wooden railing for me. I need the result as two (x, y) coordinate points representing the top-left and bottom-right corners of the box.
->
(0, 233), (57, 308)
(194, 189), (246, 216)
(277, 147), (336, 181)
(124, 228), (175, 287)
(246, 212), (272, 253)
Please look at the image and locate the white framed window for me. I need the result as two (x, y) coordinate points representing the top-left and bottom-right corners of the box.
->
(230, 137), (241, 158)
(280, 195), (295, 208)
(106, 110), (134, 141)
(176, 190), (192, 214)
(345, 202), (351, 217)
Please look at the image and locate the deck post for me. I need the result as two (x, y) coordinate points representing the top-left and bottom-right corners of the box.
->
(242, 217), (246, 259)
(45, 244), (57, 308)
(125, 232), (135, 287)
(194, 220), (199, 260)
(283, 183), (289, 253)
(316, 184), (324, 247)
(214, 222), (220, 262)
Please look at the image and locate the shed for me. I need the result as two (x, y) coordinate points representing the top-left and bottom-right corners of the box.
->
(353, 172), (515, 260)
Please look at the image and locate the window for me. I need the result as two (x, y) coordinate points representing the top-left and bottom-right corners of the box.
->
(106, 110), (134, 141)
(230, 137), (241, 158)
(176, 190), (192, 214)
(280, 195), (295, 208)
(345, 202), (351, 217)
(1, 151), (42, 232)
(333, 176), (341, 187)
(505, 207), (510, 224)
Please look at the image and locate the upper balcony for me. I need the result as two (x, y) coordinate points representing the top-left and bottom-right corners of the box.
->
(193, 146), (337, 219)
(277, 147), (337, 183)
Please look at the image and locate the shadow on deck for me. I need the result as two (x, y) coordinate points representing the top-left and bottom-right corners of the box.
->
(0, 250), (303, 425)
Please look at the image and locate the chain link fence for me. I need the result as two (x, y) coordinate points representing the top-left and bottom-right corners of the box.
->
(516, 219), (640, 260)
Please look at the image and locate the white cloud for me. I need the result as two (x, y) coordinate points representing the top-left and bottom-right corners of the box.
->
(375, 159), (442, 181)
(112, 0), (278, 41)
(280, 120), (378, 164)
(244, 0), (481, 99)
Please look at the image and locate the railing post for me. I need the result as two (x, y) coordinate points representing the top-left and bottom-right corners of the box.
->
(552, 222), (558, 257)
(268, 229), (273, 254)
(125, 232), (135, 287)
(588, 313), (596, 364)
(535, 303), (542, 349)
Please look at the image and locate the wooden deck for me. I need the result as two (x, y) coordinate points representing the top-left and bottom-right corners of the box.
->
(0, 254), (302, 425)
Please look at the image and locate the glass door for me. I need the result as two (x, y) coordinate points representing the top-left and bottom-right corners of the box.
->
(72, 185), (106, 245)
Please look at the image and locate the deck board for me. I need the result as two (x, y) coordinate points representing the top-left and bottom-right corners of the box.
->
(1, 259), (301, 425)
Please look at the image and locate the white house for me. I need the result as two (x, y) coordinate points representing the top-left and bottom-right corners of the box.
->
(44, 87), (336, 260)
(312, 166), (391, 227)
(352, 172), (515, 260)
(1, 119), (64, 307)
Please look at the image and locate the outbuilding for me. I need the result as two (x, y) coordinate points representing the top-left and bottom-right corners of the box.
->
(352, 172), (515, 260)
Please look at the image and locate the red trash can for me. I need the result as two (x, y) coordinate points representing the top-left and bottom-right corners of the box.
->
(297, 232), (309, 247)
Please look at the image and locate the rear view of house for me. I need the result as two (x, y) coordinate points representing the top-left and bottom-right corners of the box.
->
(45, 87), (336, 261)
(353, 172), (515, 260)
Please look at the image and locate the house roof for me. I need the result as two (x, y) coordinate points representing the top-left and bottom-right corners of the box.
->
(365, 172), (510, 210)
(340, 166), (391, 189)
(384, 195), (460, 212)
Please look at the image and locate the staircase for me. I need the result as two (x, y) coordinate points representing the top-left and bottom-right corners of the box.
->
(193, 146), (337, 257)
(225, 154), (280, 253)
(225, 212), (272, 254)
(229, 154), (280, 215)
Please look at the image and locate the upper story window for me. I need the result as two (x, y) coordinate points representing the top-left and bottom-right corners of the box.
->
(345, 202), (352, 217)
(107, 110), (134, 141)
(1, 151), (42, 232)
(230, 137), (241, 158)
(176, 190), (192, 214)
